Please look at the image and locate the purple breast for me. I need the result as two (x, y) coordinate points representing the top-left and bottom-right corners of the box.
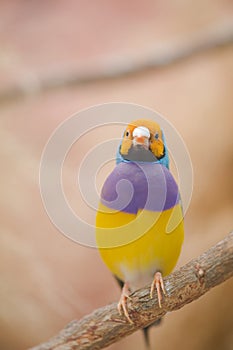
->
(101, 162), (180, 214)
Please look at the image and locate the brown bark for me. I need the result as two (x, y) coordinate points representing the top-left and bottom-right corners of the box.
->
(30, 231), (233, 350)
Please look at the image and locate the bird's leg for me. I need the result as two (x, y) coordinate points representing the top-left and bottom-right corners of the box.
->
(150, 271), (166, 308)
(117, 282), (133, 324)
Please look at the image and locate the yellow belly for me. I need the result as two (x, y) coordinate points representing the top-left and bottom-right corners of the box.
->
(96, 203), (184, 286)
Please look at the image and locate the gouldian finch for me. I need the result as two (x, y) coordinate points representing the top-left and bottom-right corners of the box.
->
(96, 119), (184, 340)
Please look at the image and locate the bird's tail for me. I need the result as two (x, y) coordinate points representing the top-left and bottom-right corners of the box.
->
(142, 318), (163, 349)
(143, 325), (151, 349)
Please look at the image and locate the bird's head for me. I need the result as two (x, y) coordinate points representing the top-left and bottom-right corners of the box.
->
(117, 119), (169, 167)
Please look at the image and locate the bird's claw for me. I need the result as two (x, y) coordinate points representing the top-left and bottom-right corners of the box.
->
(117, 283), (134, 324)
(150, 271), (166, 308)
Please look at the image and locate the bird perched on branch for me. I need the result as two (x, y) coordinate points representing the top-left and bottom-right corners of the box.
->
(96, 119), (184, 346)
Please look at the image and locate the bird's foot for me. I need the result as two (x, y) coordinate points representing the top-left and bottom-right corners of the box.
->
(150, 271), (166, 308)
(117, 282), (134, 324)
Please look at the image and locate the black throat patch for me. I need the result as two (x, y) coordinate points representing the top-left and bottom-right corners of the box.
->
(122, 145), (158, 162)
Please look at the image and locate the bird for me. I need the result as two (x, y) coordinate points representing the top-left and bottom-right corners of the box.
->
(96, 119), (184, 346)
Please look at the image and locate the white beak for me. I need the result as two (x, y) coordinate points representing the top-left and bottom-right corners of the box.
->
(132, 126), (150, 149)
(132, 126), (150, 138)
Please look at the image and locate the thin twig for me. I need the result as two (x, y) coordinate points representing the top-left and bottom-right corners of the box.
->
(30, 231), (233, 350)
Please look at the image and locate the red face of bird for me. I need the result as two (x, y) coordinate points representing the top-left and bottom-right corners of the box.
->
(120, 119), (165, 161)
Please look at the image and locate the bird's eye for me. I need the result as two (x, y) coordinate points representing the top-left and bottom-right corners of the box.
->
(155, 132), (159, 140)
(125, 130), (130, 137)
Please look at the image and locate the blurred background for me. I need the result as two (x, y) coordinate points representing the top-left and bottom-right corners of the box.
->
(0, 1), (233, 349)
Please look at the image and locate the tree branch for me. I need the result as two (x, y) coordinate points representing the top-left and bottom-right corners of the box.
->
(30, 232), (233, 350)
(1, 25), (233, 103)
